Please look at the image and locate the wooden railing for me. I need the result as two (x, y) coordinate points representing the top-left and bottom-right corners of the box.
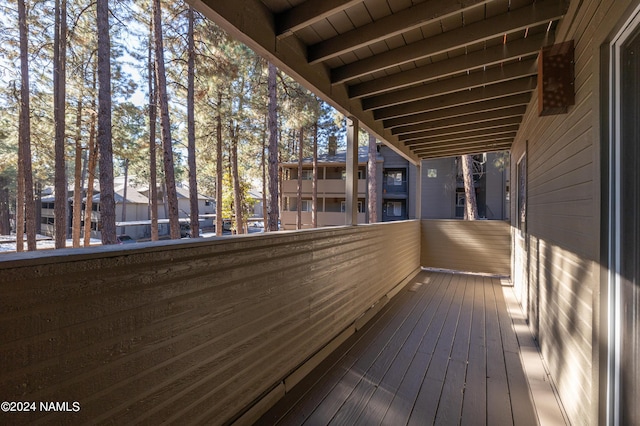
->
(420, 219), (511, 276)
(0, 221), (421, 425)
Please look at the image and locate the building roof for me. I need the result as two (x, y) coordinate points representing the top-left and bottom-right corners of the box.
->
(89, 186), (150, 205)
(281, 145), (382, 167)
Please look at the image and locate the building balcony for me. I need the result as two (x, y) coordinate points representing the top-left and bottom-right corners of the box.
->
(280, 211), (367, 229)
(0, 220), (563, 425)
(282, 179), (367, 196)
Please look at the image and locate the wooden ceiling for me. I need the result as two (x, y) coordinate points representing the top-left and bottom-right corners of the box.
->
(192, 0), (568, 163)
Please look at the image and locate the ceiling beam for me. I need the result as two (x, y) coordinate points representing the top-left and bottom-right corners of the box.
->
(349, 32), (553, 99)
(383, 93), (532, 128)
(331, 1), (565, 84)
(363, 58), (537, 111)
(399, 118), (522, 141)
(412, 137), (514, 152)
(405, 130), (518, 147)
(307, 0), (490, 64)
(275, 0), (362, 38)
(374, 76), (536, 120)
(392, 106), (527, 135)
(414, 143), (513, 159)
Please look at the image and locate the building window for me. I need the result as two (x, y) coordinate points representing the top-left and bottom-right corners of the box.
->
(205, 200), (212, 207)
(301, 200), (312, 212)
(340, 200), (364, 213)
(341, 169), (365, 179)
(383, 169), (407, 193)
(385, 170), (404, 186)
(301, 169), (314, 180)
(455, 191), (466, 218)
(386, 201), (403, 217)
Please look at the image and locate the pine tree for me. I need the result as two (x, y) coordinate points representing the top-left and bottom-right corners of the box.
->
(153, 0), (179, 239)
(267, 62), (279, 231)
(312, 121), (318, 228)
(17, 0), (36, 251)
(97, 0), (116, 245)
(215, 88), (223, 236)
(148, 12), (159, 241)
(186, 5), (199, 238)
(71, 96), (83, 247)
(53, 0), (68, 248)
(230, 115), (244, 234)
(296, 128), (303, 230)
(83, 73), (98, 247)
(367, 133), (377, 223)
(461, 154), (479, 220)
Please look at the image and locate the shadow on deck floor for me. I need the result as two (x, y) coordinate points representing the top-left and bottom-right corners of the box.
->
(256, 270), (565, 426)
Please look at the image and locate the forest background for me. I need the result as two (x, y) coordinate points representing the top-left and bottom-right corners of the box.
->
(0, 0), (360, 251)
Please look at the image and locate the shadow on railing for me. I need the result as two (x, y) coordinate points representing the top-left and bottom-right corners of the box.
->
(0, 220), (421, 425)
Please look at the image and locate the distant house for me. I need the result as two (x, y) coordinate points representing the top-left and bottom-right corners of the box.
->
(87, 186), (151, 240)
(280, 143), (508, 230)
(40, 179), (216, 240)
(279, 141), (418, 230)
(39, 195), (62, 238)
(247, 190), (264, 219)
(135, 184), (216, 230)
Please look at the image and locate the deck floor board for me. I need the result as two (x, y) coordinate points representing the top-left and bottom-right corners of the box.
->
(258, 271), (538, 426)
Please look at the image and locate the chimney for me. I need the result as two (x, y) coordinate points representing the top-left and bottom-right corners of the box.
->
(328, 136), (337, 156)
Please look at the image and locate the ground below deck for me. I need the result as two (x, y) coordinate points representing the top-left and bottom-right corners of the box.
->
(257, 270), (539, 426)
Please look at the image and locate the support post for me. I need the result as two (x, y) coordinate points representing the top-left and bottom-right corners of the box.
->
(345, 117), (359, 225)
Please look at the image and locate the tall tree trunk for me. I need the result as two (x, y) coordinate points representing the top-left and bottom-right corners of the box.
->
(267, 62), (279, 231)
(35, 182), (41, 234)
(83, 121), (97, 246)
(162, 183), (168, 222)
(278, 153), (283, 221)
(367, 133), (377, 223)
(0, 176), (9, 235)
(461, 154), (479, 220)
(186, 6), (199, 238)
(16, 134), (25, 252)
(18, 0), (36, 251)
(121, 158), (128, 235)
(154, 0), (180, 239)
(72, 97), (83, 247)
(230, 122), (244, 234)
(312, 122), (318, 228)
(16, 132), (25, 252)
(296, 128), (303, 230)
(215, 89), (223, 236)
(97, 0), (116, 245)
(261, 114), (268, 229)
(54, 0), (67, 248)
(83, 72), (98, 247)
(148, 10), (159, 241)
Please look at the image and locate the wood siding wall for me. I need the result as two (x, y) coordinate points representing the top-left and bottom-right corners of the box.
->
(420, 219), (511, 275)
(510, 1), (636, 424)
(0, 221), (420, 425)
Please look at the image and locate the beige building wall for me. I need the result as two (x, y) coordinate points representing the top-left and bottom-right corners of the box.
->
(510, 1), (638, 424)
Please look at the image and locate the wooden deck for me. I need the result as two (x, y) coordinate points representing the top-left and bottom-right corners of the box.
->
(257, 270), (541, 426)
